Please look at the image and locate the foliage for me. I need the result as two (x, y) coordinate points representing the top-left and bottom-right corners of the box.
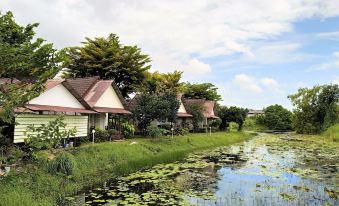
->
(0, 131), (253, 206)
(25, 116), (77, 157)
(132, 93), (180, 130)
(146, 124), (168, 138)
(185, 103), (205, 132)
(0, 11), (61, 123)
(209, 119), (221, 128)
(257, 104), (292, 130)
(175, 127), (189, 136)
(141, 70), (184, 94)
(218, 106), (248, 131)
(64, 33), (151, 98)
(243, 116), (268, 131)
(48, 153), (75, 176)
(288, 84), (339, 134)
(321, 124), (339, 142)
(94, 128), (110, 142)
(121, 122), (135, 138)
(183, 83), (222, 102)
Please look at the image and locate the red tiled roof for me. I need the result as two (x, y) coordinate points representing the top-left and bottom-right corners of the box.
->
(64, 77), (99, 97)
(25, 104), (97, 114)
(84, 80), (113, 107)
(177, 112), (193, 117)
(93, 107), (131, 114)
(184, 99), (219, 119)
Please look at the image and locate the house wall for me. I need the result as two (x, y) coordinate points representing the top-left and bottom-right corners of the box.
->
(29, 84), (85, 108)
(94, 86), (124, 109)
(88, 114), (108, 130)
(178, 100), (187, 113)
(14, 114), (88, 143)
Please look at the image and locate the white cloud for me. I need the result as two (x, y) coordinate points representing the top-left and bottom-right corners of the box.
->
(260, 78), (279, 88)
(181, 59), (212, 75)
(233, 74), (263, 93)
(309, 51), (339, 71)
(1, 0), (339, 77)
(317, 31), (339, 40)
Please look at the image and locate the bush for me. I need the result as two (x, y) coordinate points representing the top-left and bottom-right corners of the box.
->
(209, 119), (221, 128)
(94, 129), (110, 142)
(175, 127), (189, 136)
(147, 125), (168, 138)
(229, 122), (239, 131)
(121, 122), (135, 138)
(48, 153), (75, 176)
(260, 104), (292, 130)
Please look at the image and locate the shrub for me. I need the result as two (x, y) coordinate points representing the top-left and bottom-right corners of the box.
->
(259, 104), (292, 130)
(25, 116), (77, 157)
(147, 125), (168, 138)
(94, 128), (110, 142)
(121, 122), (135, 138)
(209, 119), (221, 128)
(175, 127), (189, 136)
(229, 122), (239, 131)
(48, 153), (75, 176)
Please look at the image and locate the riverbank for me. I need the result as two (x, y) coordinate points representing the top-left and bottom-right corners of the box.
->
(0, 131), (254, 206)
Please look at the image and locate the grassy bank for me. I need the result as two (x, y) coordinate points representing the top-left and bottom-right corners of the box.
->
(321, 124), (339, 142)
(0, 131), (254, 206)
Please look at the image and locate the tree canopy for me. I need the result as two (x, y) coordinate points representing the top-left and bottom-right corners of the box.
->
(288, 84), (339, 134)
(183, 83), (222, 102)
(131, 93), (180, 131)
(256, 104), (292, 130)
(0, 11), (60, 123)
(185, 103), (205, 132)
(141, 70), (184, 94)
(64, 33), (151, 98)
(218, 106), (248, 131)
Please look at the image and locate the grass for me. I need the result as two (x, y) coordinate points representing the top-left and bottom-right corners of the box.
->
(0, 131), (254, 206)
(321, 124), (339, 142)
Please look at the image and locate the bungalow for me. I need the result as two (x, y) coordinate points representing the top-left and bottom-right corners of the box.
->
(63, 77), (131, 131)
(184, 99), (219, 128)
(247, 109), (264, 117)
(4, 77), (130, 143)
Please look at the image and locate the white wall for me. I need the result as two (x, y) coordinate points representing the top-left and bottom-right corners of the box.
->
(178, 99), (187, 113)
(14, 114), (88, 143)
(29, 84), (85, 108)
(94, 86), (124, 109)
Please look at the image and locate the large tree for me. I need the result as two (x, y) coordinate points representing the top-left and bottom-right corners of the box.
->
(288, 84), (339, 134)
(132, 93), (180, 131)
(0, 11), (60, 123)
(141, 70), (184, 94)
(256, 104), (292, 130)
(65, 34), (151, 98)
(218, 106), (248, 131)
(183, 83), (222, 102)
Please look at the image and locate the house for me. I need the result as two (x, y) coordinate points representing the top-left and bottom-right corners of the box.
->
(13, 79), (96, 143)
(64, 77), (131, 131)
(184, 99), (219, 128)
(3, 77), (130, 143)
(127, 93), (192, 128)
(247, 109), (264, 117)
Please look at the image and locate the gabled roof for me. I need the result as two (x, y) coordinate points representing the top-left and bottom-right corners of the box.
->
(63, 77), (129, 114)
(184, 98), (219, 119)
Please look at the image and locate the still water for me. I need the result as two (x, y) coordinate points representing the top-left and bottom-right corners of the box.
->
(76, 133), (338, 206)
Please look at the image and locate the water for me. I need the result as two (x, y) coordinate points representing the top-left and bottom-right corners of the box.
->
(75, 133), (338, 206)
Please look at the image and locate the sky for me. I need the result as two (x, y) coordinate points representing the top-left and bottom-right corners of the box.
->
(1, 0), (339, 109)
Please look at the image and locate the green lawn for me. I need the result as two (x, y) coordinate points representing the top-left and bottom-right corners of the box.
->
(0, 131), (254, 206)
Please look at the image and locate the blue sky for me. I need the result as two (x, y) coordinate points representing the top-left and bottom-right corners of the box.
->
(1, 0), (339, 109)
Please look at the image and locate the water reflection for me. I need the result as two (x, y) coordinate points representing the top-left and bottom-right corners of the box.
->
(77, 134), (338, 206)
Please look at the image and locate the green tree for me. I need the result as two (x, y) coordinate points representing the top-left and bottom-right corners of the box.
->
(288, 84), (339, 134)
(185, 103), (205, 132)
(141, 70), (184, 94)
(65, 34), (151, 98)
(0, 11), (60, 123)
(218, 106), (248, 131)
(257, 104), (292, 130)
(183, 83), (222, 101)
(132, 93), (180, 131)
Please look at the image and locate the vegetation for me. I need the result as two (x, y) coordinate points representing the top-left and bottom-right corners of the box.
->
(147, 124), (168, 138)
(256, 104), (292, 130)
(47, 152), (75, 176)
(121, 122), (135, 138)
(321, 124), (339, 142)
(243, 116), (268, 131)
(218, 106), (248, 131)
(0, 132), (254, 206)
(132, 93), (180, 131)
(288, 84), (339, 134)
(142, 71), (184, 94)
(0, 11), (61, 123)
(64, 33), (151, 98)
(185, 102), (205, 132)
(183, 83), (222, 101)
(25, 116), (77, 158)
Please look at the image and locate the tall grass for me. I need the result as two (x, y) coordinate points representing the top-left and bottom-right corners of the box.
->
(321, 124), (339, 142)
(0, 131), (254, 206)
